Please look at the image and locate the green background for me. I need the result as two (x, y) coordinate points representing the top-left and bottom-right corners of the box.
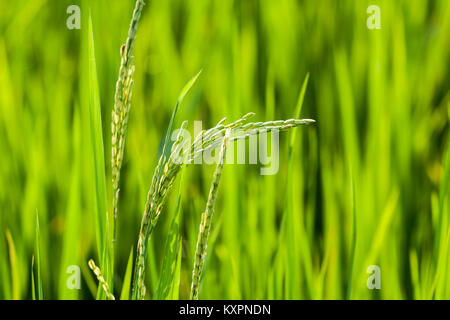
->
(0, 0), (449, 299)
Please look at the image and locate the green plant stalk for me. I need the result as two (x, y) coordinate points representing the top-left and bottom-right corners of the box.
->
(132, 145), (183, 299)
(347, 172), (356, 299)
(111, 0), (145, 287)
(190, 129), (229, 300)
(31, 256), (36, 300)
(131, 111), (314, 299)
(35, 211), (43, 300)
(5, 230), (19, 300)
(132, 71), (202, 300)
(87, 14), (109, 299)
(120, 247), (134, 300)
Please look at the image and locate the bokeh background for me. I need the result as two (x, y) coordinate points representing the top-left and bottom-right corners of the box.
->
(0, 0), (449, 299)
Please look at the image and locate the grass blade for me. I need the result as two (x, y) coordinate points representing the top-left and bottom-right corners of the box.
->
(35, 210), (43, 300)
(346, 171), (357, 299)
(161, 70), (202, 162)
(155, 170), (184, 300)
(120, 247), (134, 300)
(171, 240), (183, 300)
(430, 115), (450, 297)
(5, 230), (19, 300)
(31, 255), (35, 300)
(290, 72), (310, 149)
(87, 13), (109, 296)
(284, 73), (313, 298)
(58, 108), (82, 299)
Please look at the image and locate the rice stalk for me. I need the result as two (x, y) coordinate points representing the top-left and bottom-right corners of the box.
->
(190, 129), (229, 300)
(5, 230), (19, 300)
(88, 259), (115, 300)
(111, 0), (145, 278)
(132, 112), (314, 299)
(132, 71), (202, 300)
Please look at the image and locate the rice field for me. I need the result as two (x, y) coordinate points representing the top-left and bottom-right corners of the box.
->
(0, 0), (449, 300)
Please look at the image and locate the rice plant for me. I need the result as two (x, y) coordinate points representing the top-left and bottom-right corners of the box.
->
(83, 0), (316, 300)
(190, 129), (230, 300)
(1, 0), (449, 301)
(111, 0), (145, 282)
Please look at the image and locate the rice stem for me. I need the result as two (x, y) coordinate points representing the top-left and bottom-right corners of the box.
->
(190, 129), (229, 300)
(111, 0), (145, 288)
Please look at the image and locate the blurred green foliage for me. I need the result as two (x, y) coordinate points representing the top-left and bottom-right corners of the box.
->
(0, 0), (449, 299)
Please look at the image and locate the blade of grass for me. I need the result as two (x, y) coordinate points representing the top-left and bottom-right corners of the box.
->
(432, 110), (450, 297)
(171, 239), (182, 300)
(409, 250), (421, 299)
(58, 108), (82, 299)
(5, 229), (19, 300)
(155, 169), (184, 300)
(31, 255), (35, 300)
(430, 223), (450, 298)
(87, 13), (109, 296)
(430, 120), (450, 297)
(290, 72), (309, 149)
(284, 73), (313, 298)
(361, 190), (399, 285)
(346, 170), (357, 299)
(35, 210), (43, 300)
(334, 49), (360, 170)
(0, 227), (11, 299)
(119, 247), (134, 300)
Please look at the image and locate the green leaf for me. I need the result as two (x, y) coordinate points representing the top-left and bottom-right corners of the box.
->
(120, 247), (134, 300)
(155, 170), (184, 300)
(162, 70), (202, 161)
(431, 123), (450, 298)
(152, 70), (201, 219)
(177, 69), (202, 104)
(31, 255), (35, 300)
(289, 72), (310, 150)
(346, 170), (357, 299)
(171, 240), (182, 300)
(87, 13), (109, 298)
(283, 73), (313, 298)
(58, 108), (82, 299)
(5, 230), (19, 300)
(35, 211), (43, 300)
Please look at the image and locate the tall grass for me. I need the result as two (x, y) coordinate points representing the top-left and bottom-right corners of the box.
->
(86, 2), (315, 300)
(0, 0), (449, 300)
